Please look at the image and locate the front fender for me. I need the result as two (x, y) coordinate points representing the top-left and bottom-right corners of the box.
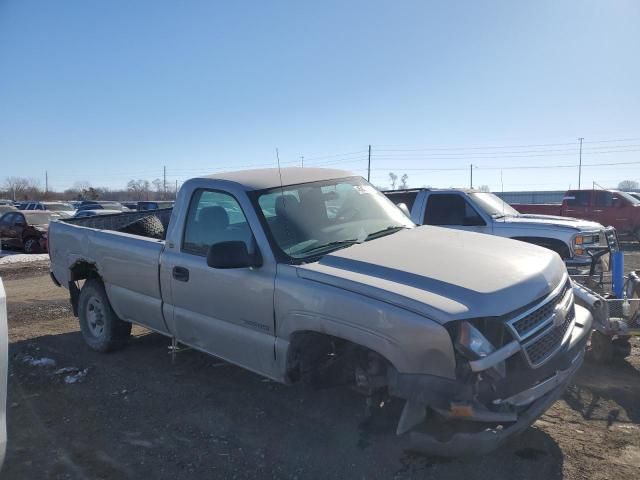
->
(274, 265), (456, 379)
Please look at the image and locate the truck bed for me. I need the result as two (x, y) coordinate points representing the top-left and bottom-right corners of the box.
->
(64, 208), (173, 232)
(49, 209), (173, 335)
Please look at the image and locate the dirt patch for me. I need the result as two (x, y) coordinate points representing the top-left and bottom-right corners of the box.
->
(1, 260), (640, 479)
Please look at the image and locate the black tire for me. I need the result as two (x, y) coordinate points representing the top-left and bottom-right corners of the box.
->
(78, 279), (132, 352)
(590, 331), (614, 363)
(23, 237), (42, 254)
(118, 215), (165, 239)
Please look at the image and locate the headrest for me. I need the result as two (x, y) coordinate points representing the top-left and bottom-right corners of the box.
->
(198, 206), (229, 229)
(275, 194), (300, 217)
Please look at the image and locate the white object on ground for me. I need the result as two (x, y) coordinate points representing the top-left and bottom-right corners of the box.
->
(64, 368), (88, 384)
(22, 356), (56, 367)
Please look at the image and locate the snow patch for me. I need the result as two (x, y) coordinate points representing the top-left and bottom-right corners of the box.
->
(22, 356), (56, 367)
(64, 368), (89, 384)
(0, 252), (49, 264)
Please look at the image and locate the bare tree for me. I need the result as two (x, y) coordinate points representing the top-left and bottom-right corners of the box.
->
(3, 177), (41, 200)
(388, 172), (398, 190)
(127, 179), (151, 200)
(618, 180), (639, 191)
(399, 174), (409, 189)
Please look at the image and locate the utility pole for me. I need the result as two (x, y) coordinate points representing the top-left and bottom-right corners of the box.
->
(45, 171), (48, 194)
(578, 137), (584, 189)
(175, 180), (178, 199)
(470, 164), (473, 189)
(163, 166), (167, 200)
(367, 145), (372, 182)
(300, 156), (304, 168)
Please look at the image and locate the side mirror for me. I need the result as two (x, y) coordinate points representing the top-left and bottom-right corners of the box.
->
(206, 240), (262, 269)
(396, 202), (411, 217)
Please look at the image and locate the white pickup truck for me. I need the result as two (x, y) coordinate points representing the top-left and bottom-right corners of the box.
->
(48, 168), (592, 455)
(383, 188), (615, 272)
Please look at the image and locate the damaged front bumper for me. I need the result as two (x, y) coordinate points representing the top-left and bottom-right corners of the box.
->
(389, 304), (592, 456)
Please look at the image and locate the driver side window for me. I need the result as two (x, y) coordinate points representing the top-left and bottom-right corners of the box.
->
(424, 194), (485, 226)
(182, 190), (253, 257)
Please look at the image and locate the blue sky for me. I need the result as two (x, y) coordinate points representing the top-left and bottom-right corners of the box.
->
(1, 0), (639, 192)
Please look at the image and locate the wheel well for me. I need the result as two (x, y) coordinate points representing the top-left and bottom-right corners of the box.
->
(511, 236), (571, 259)
(68, 261), (101, 316)
(285, 331), (394, 389)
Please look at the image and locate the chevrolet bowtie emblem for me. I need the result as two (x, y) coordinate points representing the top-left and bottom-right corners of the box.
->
(550, 304), (567, 328)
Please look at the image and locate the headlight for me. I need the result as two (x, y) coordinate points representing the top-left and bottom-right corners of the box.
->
(455, 322), (495, 359)
(455, 322), (506, 378)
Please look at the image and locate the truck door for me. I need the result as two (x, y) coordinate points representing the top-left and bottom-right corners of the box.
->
(591, 190), (616, 228)
(162, 189), (278, 378)
(422, 193), (491, 234)
(563, 191), (592, 220)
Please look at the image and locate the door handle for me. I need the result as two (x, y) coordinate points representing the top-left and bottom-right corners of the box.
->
(172, 266), (190, 282)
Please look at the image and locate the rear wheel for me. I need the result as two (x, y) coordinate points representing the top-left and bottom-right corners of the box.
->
(78, 279), (131, 352)
(23, 237), (42, 254)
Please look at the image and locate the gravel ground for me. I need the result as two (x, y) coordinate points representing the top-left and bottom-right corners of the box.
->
(0, 253), (639, 479)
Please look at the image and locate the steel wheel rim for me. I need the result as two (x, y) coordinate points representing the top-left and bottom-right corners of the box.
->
(86, 296), (106, 337)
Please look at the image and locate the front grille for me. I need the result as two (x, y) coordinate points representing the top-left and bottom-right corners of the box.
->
(523, 306), (574, 366)
(511, 281), (571, 338)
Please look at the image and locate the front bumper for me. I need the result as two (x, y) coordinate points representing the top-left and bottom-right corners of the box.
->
(390, 304), (592, 456)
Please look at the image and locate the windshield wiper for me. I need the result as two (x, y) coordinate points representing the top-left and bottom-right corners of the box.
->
(299, 239), (360, 255)
(365, 225), (407, 241)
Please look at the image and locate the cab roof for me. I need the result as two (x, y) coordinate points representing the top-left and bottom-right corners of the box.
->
(199, 167), (356, 191)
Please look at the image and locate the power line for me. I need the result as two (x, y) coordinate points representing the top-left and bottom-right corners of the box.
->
(371, 159), (640, 172)
(372, 137), (640, 151)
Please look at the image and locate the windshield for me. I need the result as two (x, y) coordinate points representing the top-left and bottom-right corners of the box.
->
(617, 191), (640, 205)
(469, 192), (520, 217)
(25, 212), (61, 225)
(256, 177), (414, 259)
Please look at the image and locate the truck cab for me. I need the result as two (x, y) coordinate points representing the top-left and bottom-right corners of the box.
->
(384, 188), (613, 272)
(562, 190), (640, 235)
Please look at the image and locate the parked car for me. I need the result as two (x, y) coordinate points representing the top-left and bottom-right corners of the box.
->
(383, 188), (613, 272)
(0, 200), (13, 206)
(137, 201), (174, 211)
(23, 201), (75, 213)
(76, 201), (130, 212)
(511, 189), (640, 237)
(121, 202), (139, 210)
(73, 209), (124, 218)
(49, 168), (592, 455)
(0, 278), (7, 467)
(0, 205), (17, 215)
(0, 211), (63, 253)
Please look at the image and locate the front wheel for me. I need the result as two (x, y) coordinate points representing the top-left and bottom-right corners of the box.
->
(78, 279), (131, 352)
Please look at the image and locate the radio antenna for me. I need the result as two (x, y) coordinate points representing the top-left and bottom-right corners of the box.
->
(275, 148), (293, 252)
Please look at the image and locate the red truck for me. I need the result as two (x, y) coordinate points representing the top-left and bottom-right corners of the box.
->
(512, 190), (640, 237)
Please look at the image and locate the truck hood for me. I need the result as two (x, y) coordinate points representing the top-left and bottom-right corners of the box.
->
(297, 227), (566, 324)
(498, 214), (603, 231)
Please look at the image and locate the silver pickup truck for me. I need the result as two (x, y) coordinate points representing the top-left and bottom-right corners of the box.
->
(49, 168), (592, 455)
(383, 188), (614, 272)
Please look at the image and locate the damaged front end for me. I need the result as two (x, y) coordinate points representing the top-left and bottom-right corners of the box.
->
(387, 276), (593, 456)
